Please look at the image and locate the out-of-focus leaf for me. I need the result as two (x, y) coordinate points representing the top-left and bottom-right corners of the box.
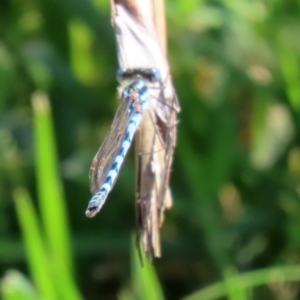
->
(277, 31), (300, 111)
(224, 269), (248, 300)
(131, 235), (164, 300)
(183, 266), (300, 300)
(0, 44), (15, 111)
(118, 288), (135, 300)
(0, 270), (39, 300)
(32, 92), (82, 300)
(250, 102), (294, 169)
(69, 20), (98, 85)
(32, 91), (72, 273)
(13, 188), (57, 299)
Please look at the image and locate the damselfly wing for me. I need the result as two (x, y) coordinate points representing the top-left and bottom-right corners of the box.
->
(86, 79), (149, 217)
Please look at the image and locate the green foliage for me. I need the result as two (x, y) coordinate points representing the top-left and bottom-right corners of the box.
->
(1, 270), (39, 300)
(5, 93), (82, 299)
(184, 266), (300, 300)
(1, 0), (300, 299)
(13, 187), (58, 299)
(130, 236), (164, 300)
(32, 92), (73, 279)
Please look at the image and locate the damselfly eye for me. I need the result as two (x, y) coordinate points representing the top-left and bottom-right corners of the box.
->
(116, 67), (127, 82)
(148, 68), (161, 83)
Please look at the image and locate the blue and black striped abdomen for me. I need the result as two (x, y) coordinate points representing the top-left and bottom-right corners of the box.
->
(86, 80), (149, 217)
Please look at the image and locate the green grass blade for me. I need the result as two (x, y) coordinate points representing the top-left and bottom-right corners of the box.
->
(118, 288), (135, 300)
(51, 263), (83, 300)
(69, 19), (98, 85)
(32, 91), (82, 300)
(182, 265), (300, 300)
(224, 269), (248, 300)
(131, 235), (164, 300)
(0, 270), (39, 300)
(32, 91), (72, 273)
(277, 37), (300, 111)
(13, 188), (57, 299)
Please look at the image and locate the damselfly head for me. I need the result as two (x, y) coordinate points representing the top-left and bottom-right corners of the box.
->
(116, 67), (161, 83)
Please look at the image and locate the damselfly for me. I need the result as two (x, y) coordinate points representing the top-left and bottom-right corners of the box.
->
(86, 68), (161, 218)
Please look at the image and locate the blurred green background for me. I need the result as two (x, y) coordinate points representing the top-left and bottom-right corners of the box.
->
(1, 0), (300, 299)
